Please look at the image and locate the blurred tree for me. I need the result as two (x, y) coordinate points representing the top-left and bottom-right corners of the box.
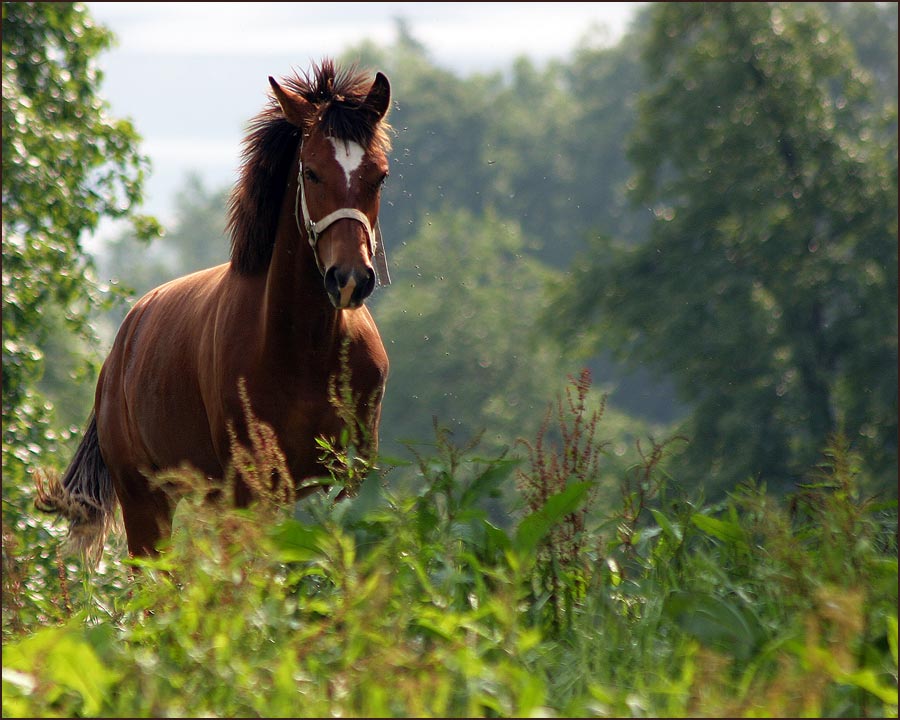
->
(152, 173), (229, 277)
(538, 22), (685, 424)
(372, 207), (567, 456)
(549, 2), (898, 496)
(99, 173), (229, 330)
(558, 16), (656, 251)
(2, 2), (159, 477)
(33, 307), (97, 437)
(482, 57), (574, 262)
(823, 1), (898, 108)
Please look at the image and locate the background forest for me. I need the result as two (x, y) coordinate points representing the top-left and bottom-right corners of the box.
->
(23, 2), (899, 500)
(2, 2), (898, 717)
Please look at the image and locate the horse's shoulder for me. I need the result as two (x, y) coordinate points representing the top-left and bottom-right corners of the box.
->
(349, 307), (385, 346)
(345, 308), (389, 380)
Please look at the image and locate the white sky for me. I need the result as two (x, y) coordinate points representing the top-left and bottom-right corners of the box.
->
(86, 2), (643, 239)
(91, 3), (640, 63)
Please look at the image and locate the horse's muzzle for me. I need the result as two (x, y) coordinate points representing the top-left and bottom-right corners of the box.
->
(324, 265), (376, 309)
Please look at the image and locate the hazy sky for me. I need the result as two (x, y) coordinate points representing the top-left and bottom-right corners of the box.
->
(86, 2), (642, 237)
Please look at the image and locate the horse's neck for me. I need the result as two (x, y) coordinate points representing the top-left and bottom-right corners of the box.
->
(262, 180), (341, 351)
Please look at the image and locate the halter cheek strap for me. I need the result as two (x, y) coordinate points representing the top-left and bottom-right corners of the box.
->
(295, 164), (391, 286)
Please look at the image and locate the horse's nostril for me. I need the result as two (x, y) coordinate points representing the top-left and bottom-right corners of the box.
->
(324, 266), (341, 295)
(324, 266), (375, 308)
(361, 267), (376, 297)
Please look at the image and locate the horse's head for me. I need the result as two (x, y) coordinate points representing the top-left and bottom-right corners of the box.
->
(269, 70), (391, 309)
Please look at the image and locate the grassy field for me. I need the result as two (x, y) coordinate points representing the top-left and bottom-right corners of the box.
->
(2, 376), (897, 717)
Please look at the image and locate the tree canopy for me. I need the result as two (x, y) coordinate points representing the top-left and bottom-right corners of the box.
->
(2, 2), (159, 475)
(549, 2), (898, 494)
(374, 208), (564, 455)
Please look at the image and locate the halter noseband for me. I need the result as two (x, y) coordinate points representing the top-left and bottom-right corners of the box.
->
(294, 161), (391, 287)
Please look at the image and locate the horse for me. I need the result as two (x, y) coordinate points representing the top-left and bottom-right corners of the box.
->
(36, 60), (392, 560)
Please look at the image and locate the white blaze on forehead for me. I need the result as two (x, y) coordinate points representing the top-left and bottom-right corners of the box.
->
(328, 137), (366, 189)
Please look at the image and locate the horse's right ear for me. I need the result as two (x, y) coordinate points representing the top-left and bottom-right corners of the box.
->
(269, 77), (311, 126)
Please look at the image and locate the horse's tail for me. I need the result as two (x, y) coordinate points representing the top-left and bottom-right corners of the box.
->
(34, 413), (117, 566)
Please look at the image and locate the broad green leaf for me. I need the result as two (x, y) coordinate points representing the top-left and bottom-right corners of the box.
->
(483, 519), (512, 553)
(664, 590), (764, 661)
(650, 508), (682, 542)
(513, 481), (592, 556)
(2, 624), (120, 717)
(270, 519), (327, 562)
(836, 668), (899, 705)
(691, 513), (747, 548)
(459, 458), (519, 509)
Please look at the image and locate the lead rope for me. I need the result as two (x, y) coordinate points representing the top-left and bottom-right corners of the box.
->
(294, 163), (391, 287)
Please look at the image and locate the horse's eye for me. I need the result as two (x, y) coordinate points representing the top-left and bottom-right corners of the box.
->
(377, 172), (389, 188)
(304, 168), (322, 184)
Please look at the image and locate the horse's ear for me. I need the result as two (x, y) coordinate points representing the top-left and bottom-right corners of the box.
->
(269, 76), (311, 126)
(364, 72), (391, 120)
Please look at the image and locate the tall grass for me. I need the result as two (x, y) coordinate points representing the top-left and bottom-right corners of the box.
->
(2, 373), (897, 717)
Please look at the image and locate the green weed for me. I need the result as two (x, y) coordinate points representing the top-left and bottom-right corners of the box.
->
(2, 375), (896, 717)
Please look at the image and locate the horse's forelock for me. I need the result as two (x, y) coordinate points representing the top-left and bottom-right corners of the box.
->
(284, 60), (391, 152)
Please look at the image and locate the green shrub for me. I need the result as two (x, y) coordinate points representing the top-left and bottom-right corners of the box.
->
(3, 375), (897, 717)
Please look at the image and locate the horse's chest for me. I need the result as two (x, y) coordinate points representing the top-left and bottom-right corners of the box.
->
(216, 315), (387, 483)
(262, 338), (385, 439)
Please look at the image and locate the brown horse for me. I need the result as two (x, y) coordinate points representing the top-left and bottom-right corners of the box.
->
(36, 61), (392, 559)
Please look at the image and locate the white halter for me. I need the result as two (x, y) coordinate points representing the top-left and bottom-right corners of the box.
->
(294, 162), (391, 286)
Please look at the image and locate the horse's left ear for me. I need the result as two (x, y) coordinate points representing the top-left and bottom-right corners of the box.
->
(269, 76), (311, 127)
(365, 72), (391, 120)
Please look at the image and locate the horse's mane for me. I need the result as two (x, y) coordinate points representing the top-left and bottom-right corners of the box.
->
(227, 59), (391, 275)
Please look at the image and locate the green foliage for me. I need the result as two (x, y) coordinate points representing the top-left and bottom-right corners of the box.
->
(549, 2), (898, 496)
(516, 369), (607, 630)
(3, 373), (897, 718)
(821, 2), (898, 105)
(373, 206), (568, 455)
(1, 6), (160, 681)
(2, 2), (160, 482)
